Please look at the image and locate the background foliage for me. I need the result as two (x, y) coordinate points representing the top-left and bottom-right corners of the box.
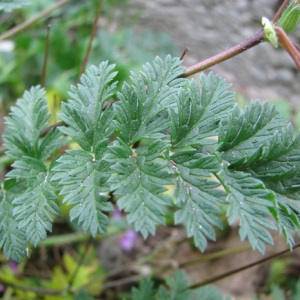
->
(0, 1), (300, 299)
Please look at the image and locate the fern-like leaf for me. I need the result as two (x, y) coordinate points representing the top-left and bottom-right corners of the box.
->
(172, 150), (225, 251)
(0, 0), (30, 12)
(132, 278), (156, 300)
(0, 180), (27, 263)
(3, 86), (63, 161)
(2, 86), (64, 251)
(170, 73), (234, 149)
(58, 62), (117, 153)
(114, 55), (187, 145)
(157, 270), (191, 300)
(106, 139), (172, 238)
(12, 173), (60, 246)
(218, 100), (300, 249)
(217, 100), (288, 166)
(52, 62), (118, 235)
(52, 150), (112, 236)
(217, 164), (276, 253)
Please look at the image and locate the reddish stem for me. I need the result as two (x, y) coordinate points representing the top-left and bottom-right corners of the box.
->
(183, 30), (265, 77)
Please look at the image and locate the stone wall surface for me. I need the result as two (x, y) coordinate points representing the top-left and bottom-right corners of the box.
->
(128, 0), (299, 107)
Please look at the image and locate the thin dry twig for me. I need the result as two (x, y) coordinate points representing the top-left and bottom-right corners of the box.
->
(78, 0), (104, 80)
(41, 24), (51, 87)
(0, 0), (70, 41)
(188, 242), (300, 289)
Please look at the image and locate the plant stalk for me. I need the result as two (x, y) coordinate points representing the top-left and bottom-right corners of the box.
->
(0, 0), (70, 41)
(183, 30), (265, 77)
(188, 242), (300, 289)
(78, 0), (104, 80)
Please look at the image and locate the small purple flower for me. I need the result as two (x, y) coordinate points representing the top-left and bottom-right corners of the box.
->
(113, 206), (122, 220)
(0, 284), (5, 293)
(9, 261), (18, 272)
(119, 229), (138, 251)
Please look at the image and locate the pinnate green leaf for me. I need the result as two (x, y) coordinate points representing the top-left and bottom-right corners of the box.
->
(217, 100), (300, 249)
(0, 180), (27, 263)
(52, 62), (118, 235)
(58, 61), (117, 152)
(114, 55), (187, 144)
(132, 277), (156, 300)
(172, 150), (225, 251)
(217, 164), (276, 253)
(107, 139), (172, 238)
(2, 86), (64, 256)
(12, 173), (60, 246)
(3, 86), (64, 161)
(157, 270), (191, 300)
(217, 100), (288, 166)
(52, 150), (112, 236)
(170, 73), (234, 149)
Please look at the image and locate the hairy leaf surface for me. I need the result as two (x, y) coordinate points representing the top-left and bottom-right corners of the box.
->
(3, 86), (64, 161)
(2, 86), (64, 256)
(58, 62), (117, 153)
(217, 100), (300, 248)
(13, 173), (60, 246)
(157, 270), (191, 300)
(217, 164), (276, 253)
(52, 150), (112, 236)
(218, 100), (288, 166)
(107, 139), (172, 238)
(53, 62), (117, 234)
(172, 150), (225, 251)
(114, 55), (187, 144)
(170, 73), (234, 149)
(0, 180), (27, 262)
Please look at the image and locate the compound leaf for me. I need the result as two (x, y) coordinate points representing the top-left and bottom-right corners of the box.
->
(0, 180), (27, 263)
(1, 86), (64, 257)
(3, 86), (64, 161)
(114, 55), (187, 145)
(170, 73), (234, 149)
(53, 62), (118, 235)
(157, 270), (191, 300)
(58, 61), (117, 152)
(13, 173), (60, 246)
(107, 139), (172, 238)
(217, 100), (288, 166)
(52, 150), (112, 236)
(132, 277), (156, 300)
(217, 164), (276, 253)
(172, 150), (225, 251)
(217, 100), (300, 248)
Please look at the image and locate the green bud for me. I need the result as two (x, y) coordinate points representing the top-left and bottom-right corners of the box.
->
(262, 17), (278, 48)
(277, 1), (300, 34)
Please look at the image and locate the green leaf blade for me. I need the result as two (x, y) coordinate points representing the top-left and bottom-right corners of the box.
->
(218, 164), (276, 253)
(218, 100), (288, 166)
(0, 180), (28, 262)
(170, 73), (234, 149)
(114, 55), (187, 144)
(12, 174), (60, 247)
(107, 139), (172, 238)
(58, 61), (117, 151)
(52, 149), (112, 236)
(172, 150), (225, 251)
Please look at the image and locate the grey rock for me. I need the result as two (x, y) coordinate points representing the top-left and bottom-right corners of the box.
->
(128, 0), (300, 107)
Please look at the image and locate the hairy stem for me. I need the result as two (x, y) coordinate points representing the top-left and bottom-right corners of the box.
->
(183, 30), (265, 77)
(272, 0), (290, 23)
(0, 0), (70, 41)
